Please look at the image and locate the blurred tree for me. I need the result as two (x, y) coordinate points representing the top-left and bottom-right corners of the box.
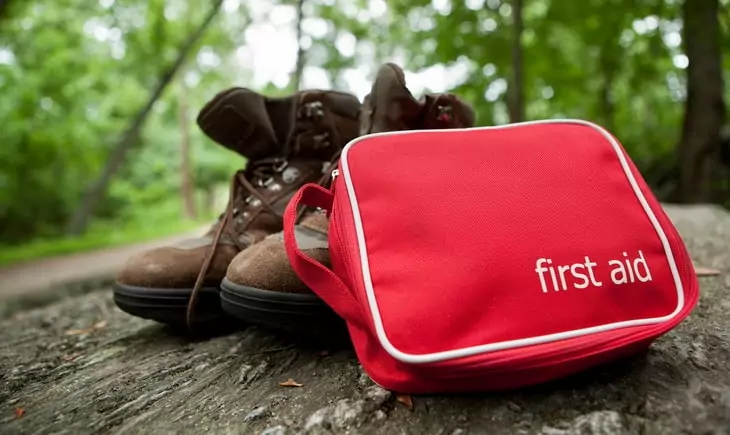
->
(0, 0), (10, 20)
(178, 72), (196, 220)
(292, 0), (307, 91)
(66, 0), (225, 235)
(0, 0), (728, 257)
(677, 0), (726, 203)
(0, 0), (244, 246)
(508, 0), (525, 123)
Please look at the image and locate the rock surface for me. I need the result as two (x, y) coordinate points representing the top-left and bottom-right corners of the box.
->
(1, 204), (729, 434)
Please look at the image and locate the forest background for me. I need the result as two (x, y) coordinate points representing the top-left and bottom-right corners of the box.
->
(0, 0), (727, 266)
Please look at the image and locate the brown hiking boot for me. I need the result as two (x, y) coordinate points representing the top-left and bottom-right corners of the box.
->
(219, 62), (475, 338)
(113, 89), (361, 330)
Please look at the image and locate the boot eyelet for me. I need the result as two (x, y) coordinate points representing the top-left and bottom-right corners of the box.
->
(282, 167), (301, 184)
(274, 160), (289, 172)
(436, 105), (453, 122)
(304, 101), (324, 118)
(259, 177), (275, 188)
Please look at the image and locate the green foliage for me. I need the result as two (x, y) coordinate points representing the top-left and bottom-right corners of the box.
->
(0, 0), (244, 246)
(0, 0), (727, 258)
(311, 0), (726, 196)
(0, 207), (213, 267)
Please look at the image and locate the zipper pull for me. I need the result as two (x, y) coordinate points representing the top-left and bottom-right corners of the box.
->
(326, 169), (340, 216)
(329, 169), (340, 198)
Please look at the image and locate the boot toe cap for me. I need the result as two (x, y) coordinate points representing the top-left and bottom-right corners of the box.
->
(116, 241), (238, 289)
(226, 238), (329, 293)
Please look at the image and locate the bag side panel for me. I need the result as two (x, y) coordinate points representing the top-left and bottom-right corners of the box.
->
(341, 123), (685, 360)
(613, 137), (700, 321)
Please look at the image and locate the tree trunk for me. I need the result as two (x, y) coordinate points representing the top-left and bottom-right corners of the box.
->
(65, 0), (224, 235)
(205, 187), (216, 213)
(508, 0), (525, 123)
(291, 0), (306, 91)
(677, 0), (726, 203)
(178, 77), (196, 220)
(598, 49), (617, 132)
(0, 0), (10, 19)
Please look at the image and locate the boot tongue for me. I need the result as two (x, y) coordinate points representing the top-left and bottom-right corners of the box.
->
(364, 63), (423, 134)
(196, 87), (282, 161)
(321, 91), (362, 120)
(264, 95), (298, 150)
(362, 62), (477, 133)
(198, 87), (361, 162)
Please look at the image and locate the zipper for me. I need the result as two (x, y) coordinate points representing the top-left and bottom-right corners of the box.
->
(414, 326), (660, 380)
(332, 182), (362, 300)
(421, 321), (692, 379)
(330, 169), (340, 197)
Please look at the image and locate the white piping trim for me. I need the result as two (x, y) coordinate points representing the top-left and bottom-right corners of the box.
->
(339, 119), (685, 365)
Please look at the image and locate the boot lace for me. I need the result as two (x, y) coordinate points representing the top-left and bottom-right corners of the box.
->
(185, 95), (344, 330)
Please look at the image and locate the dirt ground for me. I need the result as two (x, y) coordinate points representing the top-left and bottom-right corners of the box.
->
(0, 226), (209, 315)
(1, 204), (729, 435)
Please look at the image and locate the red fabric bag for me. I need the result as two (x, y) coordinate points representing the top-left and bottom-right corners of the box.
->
(283, 119), (699, 394)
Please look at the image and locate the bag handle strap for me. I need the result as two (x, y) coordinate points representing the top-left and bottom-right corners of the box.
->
(283, 183), (363, 325)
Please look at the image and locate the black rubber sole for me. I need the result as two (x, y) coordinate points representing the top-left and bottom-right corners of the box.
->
(220, 278), (348, 342)
(113, 282), (229, 328)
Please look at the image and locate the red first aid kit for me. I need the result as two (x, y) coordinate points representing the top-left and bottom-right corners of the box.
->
(283, 119), (699, 394)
